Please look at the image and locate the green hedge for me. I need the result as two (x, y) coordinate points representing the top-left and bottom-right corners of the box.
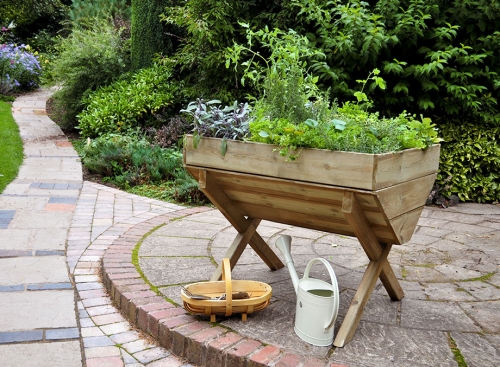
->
(436, 123), (500, 203)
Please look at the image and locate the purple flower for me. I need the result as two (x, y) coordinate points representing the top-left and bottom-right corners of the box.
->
(0, 43), (41, 91)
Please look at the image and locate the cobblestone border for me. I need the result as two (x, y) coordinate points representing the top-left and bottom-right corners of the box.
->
(101, 208), (345, 367)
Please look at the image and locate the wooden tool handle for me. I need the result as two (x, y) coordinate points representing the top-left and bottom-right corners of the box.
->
(221, 258), (233, 316)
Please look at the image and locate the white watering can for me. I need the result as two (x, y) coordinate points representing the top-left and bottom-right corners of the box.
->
(275, 235), (340, 346)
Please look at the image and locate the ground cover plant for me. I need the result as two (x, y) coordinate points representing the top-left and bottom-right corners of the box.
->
(79, 133), (207, 205)
(0, 100), (23, 192)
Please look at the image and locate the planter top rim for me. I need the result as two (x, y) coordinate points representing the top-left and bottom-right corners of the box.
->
(185, 135), (440, 156)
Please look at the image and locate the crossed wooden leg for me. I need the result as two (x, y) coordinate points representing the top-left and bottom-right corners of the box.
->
(334, 191), (405, 347)
(197, 170), (284, 281)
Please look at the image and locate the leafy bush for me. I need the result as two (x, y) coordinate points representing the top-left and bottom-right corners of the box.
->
(83, 134), (180, 185)
(77, 63), (177, 138)
(0, 24), (17, 45)
(0, 0), (68, 42)
(288, 0), (500, 128)
(49, 18), (130, 130)
(0, 44), (41, 93)
(161, 0), (301, 102)
(436, 123), (500, 203)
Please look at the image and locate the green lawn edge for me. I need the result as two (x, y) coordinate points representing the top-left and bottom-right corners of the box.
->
(0, 101), (24, 193)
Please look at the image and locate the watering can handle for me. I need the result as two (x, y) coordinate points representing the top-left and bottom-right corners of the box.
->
(303, 258), (340, 331)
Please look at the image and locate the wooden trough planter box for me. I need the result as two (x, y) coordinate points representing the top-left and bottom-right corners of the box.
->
(183, 135), (440, 347)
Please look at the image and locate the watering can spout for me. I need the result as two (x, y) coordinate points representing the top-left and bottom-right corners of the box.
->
(275, 235), (299, 293)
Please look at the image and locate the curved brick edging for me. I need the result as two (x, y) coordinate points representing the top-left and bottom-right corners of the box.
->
(101, 208), (339, 367)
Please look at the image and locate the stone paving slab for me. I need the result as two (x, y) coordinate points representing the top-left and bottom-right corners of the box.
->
(333, 322), (457, 367)
(0, 341), (82, 367)
(451, 332), (500, 367)
(0, 290), (77, 331)
(0, 256), (70, 285)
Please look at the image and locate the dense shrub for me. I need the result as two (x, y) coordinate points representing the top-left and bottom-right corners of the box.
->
(0, 44), (41, 93)
(0, 0), (69, 42)
(77, 63), (177, 138)
(290, 0), (500, 128)
(83, 134), (178, 185)
(49, 18), (130, 130)
(436, 123), (500, 203)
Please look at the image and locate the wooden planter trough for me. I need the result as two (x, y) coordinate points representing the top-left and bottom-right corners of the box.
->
(183, 135), (440, 347)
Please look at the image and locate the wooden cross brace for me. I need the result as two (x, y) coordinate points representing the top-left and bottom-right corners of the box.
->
(196, 170), (404, 347)
(197, 170), (284, 281)
(334, 191), (404, 347)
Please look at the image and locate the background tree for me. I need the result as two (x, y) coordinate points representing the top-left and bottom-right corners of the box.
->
(131, 0), (178, 70)
(0, 0), (70, 42)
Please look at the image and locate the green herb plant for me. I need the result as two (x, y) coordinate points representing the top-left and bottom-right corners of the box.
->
(180, 98), (251, 155)
(226, 27), (442, 160)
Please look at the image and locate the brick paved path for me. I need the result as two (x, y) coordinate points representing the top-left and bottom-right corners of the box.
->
(0, 89), (194, 367)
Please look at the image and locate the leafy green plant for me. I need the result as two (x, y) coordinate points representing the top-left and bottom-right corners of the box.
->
(49, 17), (131, 130)
(436, 123), (500, 203)
(180, 98), (251, 155)
(0, 0), (68, 43)
(290, 0), (500, 127)
(82, 134), (180, 186)
(77, 63), (177, 138)
(131, 0), (178, 70)
(81, 133), (207, 204)
(160, 0), (302, 102)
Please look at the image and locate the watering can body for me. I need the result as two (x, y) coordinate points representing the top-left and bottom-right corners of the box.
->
(276, 236), (340, 347)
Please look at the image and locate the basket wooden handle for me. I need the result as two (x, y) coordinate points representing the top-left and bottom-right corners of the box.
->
(221, 258), (232, 316)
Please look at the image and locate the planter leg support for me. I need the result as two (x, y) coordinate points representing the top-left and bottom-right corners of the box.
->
(198, 170), (284, 281)
(333, 192), (404, 347)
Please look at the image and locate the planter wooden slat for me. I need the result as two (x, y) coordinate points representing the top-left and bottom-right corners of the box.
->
(184, 136), (440, 190)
